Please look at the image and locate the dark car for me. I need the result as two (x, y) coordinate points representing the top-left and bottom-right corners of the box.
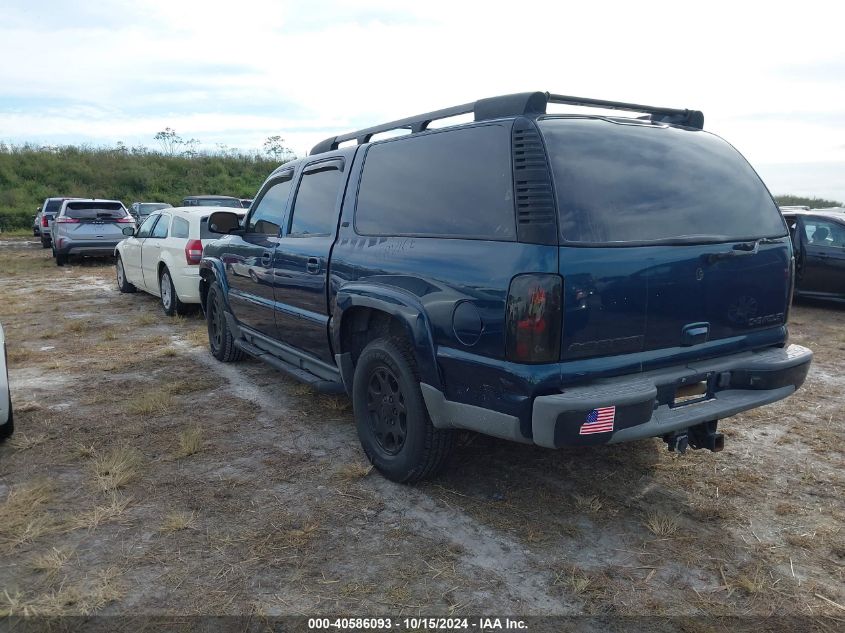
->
(199, 91), (812, 483)
(240, 199), (253, 209)
(782, 209), (845, 302)
(182, 195), (242, 208)
(129, 201), (172, 222)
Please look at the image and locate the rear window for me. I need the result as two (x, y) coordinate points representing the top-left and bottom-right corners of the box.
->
(44, 200), (63, 214)
(64, 202), (127, 220)
(355, 124), (515, 240)
(538, 118), (787, 244)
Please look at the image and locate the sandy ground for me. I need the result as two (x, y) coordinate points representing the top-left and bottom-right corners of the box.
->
(0, 238), (842, 626)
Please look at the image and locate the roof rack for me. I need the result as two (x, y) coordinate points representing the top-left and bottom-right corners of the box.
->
(310, 91), (704, 155)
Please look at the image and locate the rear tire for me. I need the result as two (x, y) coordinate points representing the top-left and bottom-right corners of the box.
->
(206, 281), (244, 362)
(55, 252), (67, 266)
(0, 393), (13, 443)
(159, 267), (189, 316)
(41, 238), (50, 249)
(116, 255), (136, 293)
(352, 337), (454, 483)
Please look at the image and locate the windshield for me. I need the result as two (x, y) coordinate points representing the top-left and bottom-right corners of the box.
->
(538, 118), (787, 244)
(65, 202), (127, 220)
(44, 199), (64, 215)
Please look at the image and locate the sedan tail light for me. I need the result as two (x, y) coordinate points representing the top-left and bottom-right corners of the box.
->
(505, 274), (563, 364)
(185, 239), (203, 265)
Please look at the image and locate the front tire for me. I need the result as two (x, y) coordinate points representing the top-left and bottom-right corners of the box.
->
(352, 338), (454, 483)
(116, 255), (136, 293)
(206, 281), (244, 362)
(159, 267), (188, 316)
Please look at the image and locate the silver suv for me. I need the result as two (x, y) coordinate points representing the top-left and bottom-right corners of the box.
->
(39, 197), (80, 249)
(51, 199), (135, 266)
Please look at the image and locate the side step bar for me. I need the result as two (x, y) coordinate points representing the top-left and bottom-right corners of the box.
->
(234, 338), (346, 394)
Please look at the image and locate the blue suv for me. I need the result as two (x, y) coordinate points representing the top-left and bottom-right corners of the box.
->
(200, 91), (812, 482)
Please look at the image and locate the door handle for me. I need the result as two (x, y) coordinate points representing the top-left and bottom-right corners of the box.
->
(306, 257), (321, 274)
(261, 250), (273, 266)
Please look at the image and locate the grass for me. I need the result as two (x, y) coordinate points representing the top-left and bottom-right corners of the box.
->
(0, 479), (56, 550)
(335, 462), (373, 481)
(572, 494), (603, 513)
(9, 433), (48, 451)
(176, 426), (203, 457)
(125, 391), (175, 416)
(93, 447), (142, 492)
(644, 511), (680, 537)
(68, 496), (131, 531)
(30, 547), (72, 578)
(160, 511), (196, 533)
(0, 567), (125, 616)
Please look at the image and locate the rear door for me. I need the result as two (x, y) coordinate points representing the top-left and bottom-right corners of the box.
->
(539, 117), (790, 365)
(221, 171), (294, 336)
(272, 157), (347, 362)
(141, 212), (170, 290)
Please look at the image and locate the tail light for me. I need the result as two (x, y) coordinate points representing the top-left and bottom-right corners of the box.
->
(55, 217), (80, 224)
(116, 217), (134, 223)
(41, 216), (49, 227)
(505, 274), (563, 364)
(185, 239), (203, 265)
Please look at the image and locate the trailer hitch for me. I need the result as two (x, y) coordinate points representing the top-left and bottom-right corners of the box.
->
(664, 420), (724, 454)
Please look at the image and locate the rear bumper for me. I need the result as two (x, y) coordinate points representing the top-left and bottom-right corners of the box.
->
(531, 344), (812, 448)
(57, 240), (122, 256)
(423, 344), (812, 448)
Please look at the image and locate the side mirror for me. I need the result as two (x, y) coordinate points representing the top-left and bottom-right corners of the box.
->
(208, 211), (241, 234)
(122, 226), (136, 236)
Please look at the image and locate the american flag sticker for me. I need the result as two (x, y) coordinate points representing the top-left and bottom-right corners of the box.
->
(579, 406), (616, 435)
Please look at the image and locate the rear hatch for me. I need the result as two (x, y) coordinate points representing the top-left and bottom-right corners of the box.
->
(60, 202), (131, 241)
(538, 118), (790, 365)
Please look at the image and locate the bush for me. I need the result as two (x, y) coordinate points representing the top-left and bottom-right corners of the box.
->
(0, 144), (285, 222)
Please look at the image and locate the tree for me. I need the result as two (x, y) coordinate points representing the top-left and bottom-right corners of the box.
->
(154, 128), (183, 156)
(263, 135), (293, 161)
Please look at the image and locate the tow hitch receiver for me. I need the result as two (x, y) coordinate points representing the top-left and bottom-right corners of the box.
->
(664, 420), (724, 454)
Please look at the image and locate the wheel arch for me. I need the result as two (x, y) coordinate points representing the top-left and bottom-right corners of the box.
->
(332, 285), (442, 391)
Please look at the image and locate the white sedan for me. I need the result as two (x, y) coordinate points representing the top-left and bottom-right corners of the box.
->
(115, 206), (245, 315)
(1, 322), (13, 442)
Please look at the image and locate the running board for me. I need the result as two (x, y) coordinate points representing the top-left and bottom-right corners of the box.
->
(234, 338), (346, 394)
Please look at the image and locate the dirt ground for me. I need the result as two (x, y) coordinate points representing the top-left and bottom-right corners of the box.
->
(0, 238), (843, 625)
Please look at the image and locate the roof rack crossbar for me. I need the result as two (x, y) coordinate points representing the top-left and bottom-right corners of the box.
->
(310, 91), (703, 155)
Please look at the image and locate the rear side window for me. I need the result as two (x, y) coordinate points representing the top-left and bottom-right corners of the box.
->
(803, 218), (845, 248)
(44, 200), (63, 214)
(288, 163), (344, 236)
(355, 124), (515, 239)
(171, 217), (190, 239)
(538, 118), (787, 244)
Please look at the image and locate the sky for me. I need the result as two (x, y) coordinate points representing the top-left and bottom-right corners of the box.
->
(1, 0), (844, 201)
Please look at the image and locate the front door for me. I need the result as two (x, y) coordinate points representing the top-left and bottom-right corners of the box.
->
(221, 171), (294, 336)
(141, 212), (171, 291)
(122, 214), (159, 287)
(799, 216), (845, 296)
(272, 158), (347, 362)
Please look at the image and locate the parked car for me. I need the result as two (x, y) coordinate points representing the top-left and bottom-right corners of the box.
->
(199, 91), (812, 483)
(782, 209), (845, 302)
(33, 206), (42, 236)
(51, 199), (134, 266)
(129, 201), (172, 222)
(240, 199), (253, 209)
(115, 206), (245, 315)
(39, 197), (80, 249)
(182, 195), (242, 208)
(1, 322), (13, 442)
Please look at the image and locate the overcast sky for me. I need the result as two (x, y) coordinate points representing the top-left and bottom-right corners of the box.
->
(1, 0), (843, 201)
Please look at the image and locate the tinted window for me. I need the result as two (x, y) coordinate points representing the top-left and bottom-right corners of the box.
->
(289, 164), (343, 236)
(151, 215), (170, 238)
(44, 200), (63, 214)
(248, 174), (293, 235)
(355, 125), (515, 239)
(171, 216), (190, 239)
(64, 202), (127, 219)
(137, 214), (159, 238)
(538, 118), (787, 244)
(803, 218), (845, 248)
